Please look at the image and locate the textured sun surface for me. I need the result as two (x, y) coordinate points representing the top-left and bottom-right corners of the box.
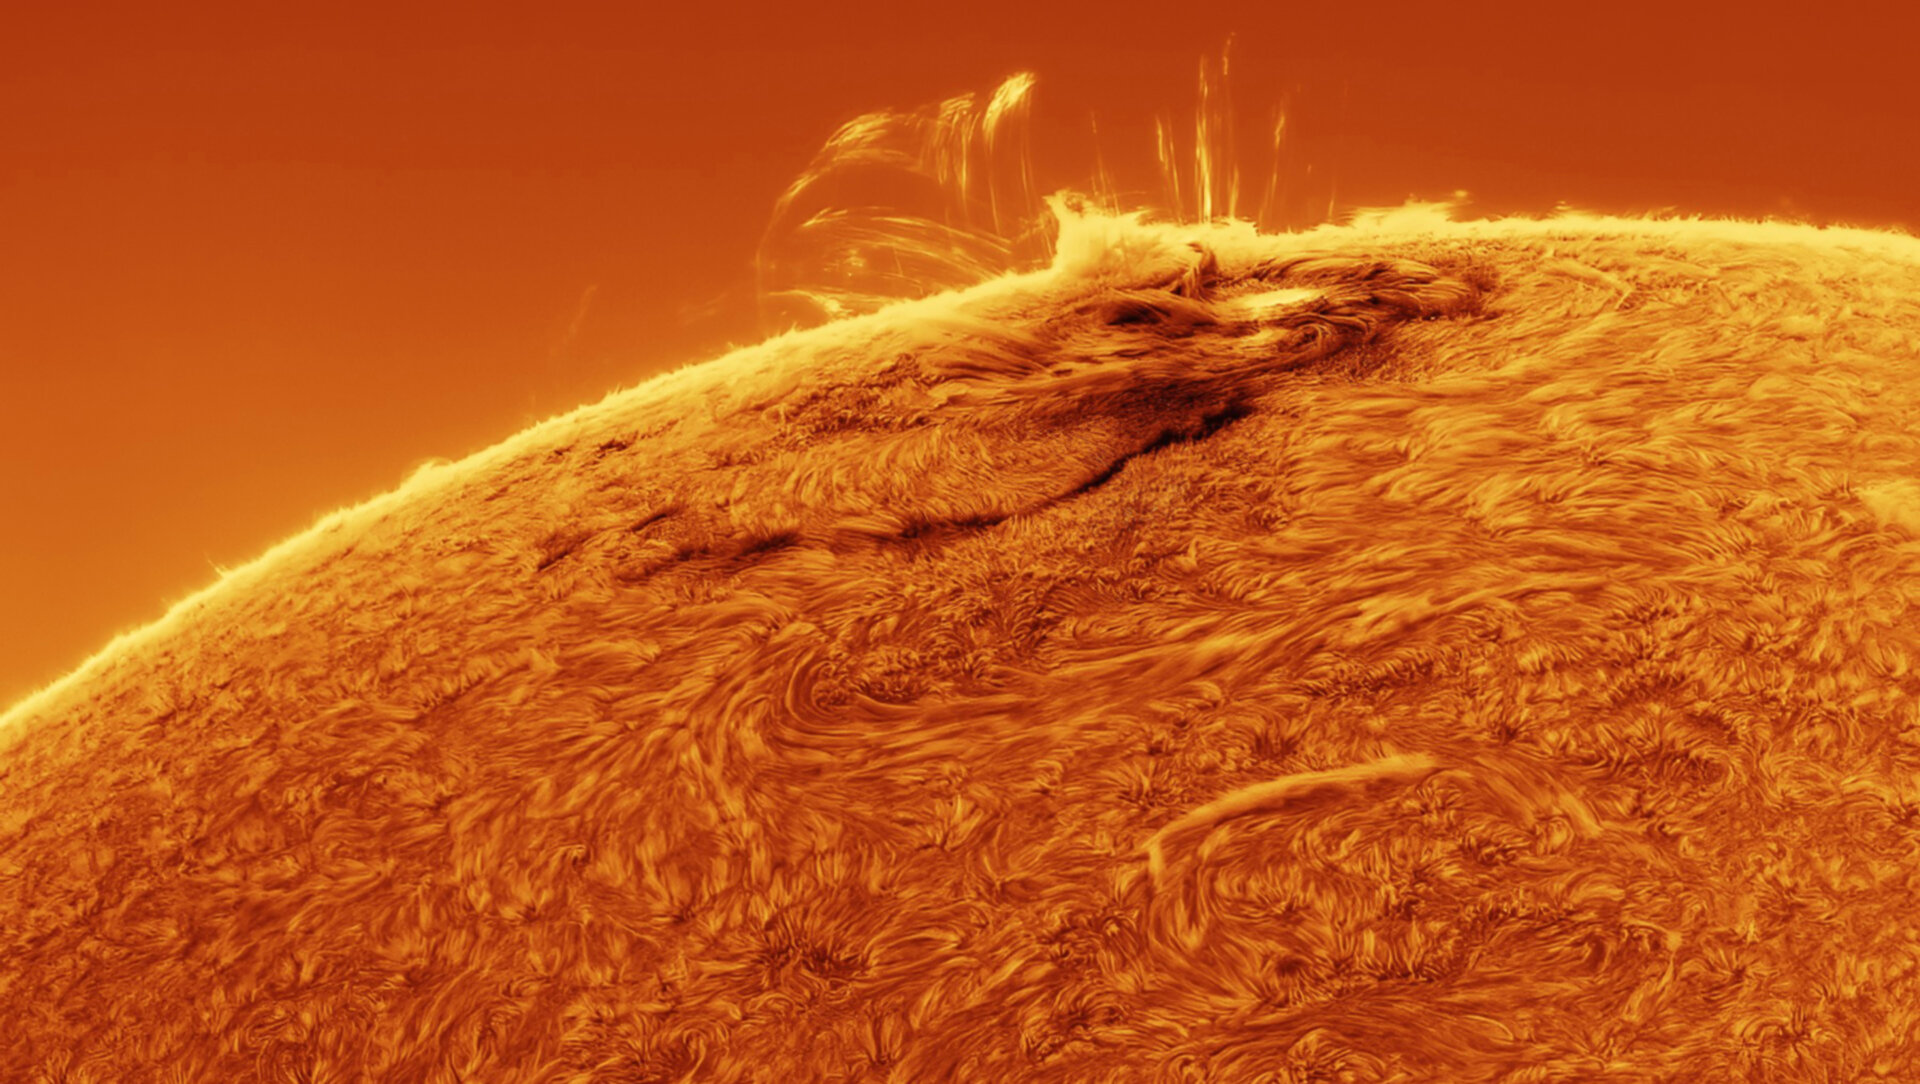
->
(6, 204), (1920, 1082)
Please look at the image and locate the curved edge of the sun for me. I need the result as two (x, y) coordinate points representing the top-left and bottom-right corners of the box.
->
(4, 205), (1918, 745)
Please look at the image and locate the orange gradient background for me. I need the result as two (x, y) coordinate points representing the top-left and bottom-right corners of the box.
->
(4, 0), (1917, 709)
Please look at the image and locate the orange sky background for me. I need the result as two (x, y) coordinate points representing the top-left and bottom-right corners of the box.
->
(4, 0), (1917, 709)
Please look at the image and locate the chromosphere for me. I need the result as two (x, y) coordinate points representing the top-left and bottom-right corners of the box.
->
(5, 206), (1920, 1081)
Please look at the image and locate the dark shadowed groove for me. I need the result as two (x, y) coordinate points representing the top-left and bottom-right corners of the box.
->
(533, 526), (594, 572)
(661, 530), (801, 572)
(628, 504), (682, 534)
(1061, 402), (1255, 504)
(609, 258), (1486, 583)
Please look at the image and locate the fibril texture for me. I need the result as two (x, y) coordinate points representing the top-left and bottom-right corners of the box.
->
(4, 209), (1920, 1082)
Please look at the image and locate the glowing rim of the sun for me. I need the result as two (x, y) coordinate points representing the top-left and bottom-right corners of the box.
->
(4, 207), (1918, 740)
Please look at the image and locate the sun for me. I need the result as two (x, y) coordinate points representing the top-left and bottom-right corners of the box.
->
(5, 60), (1920, 1082)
